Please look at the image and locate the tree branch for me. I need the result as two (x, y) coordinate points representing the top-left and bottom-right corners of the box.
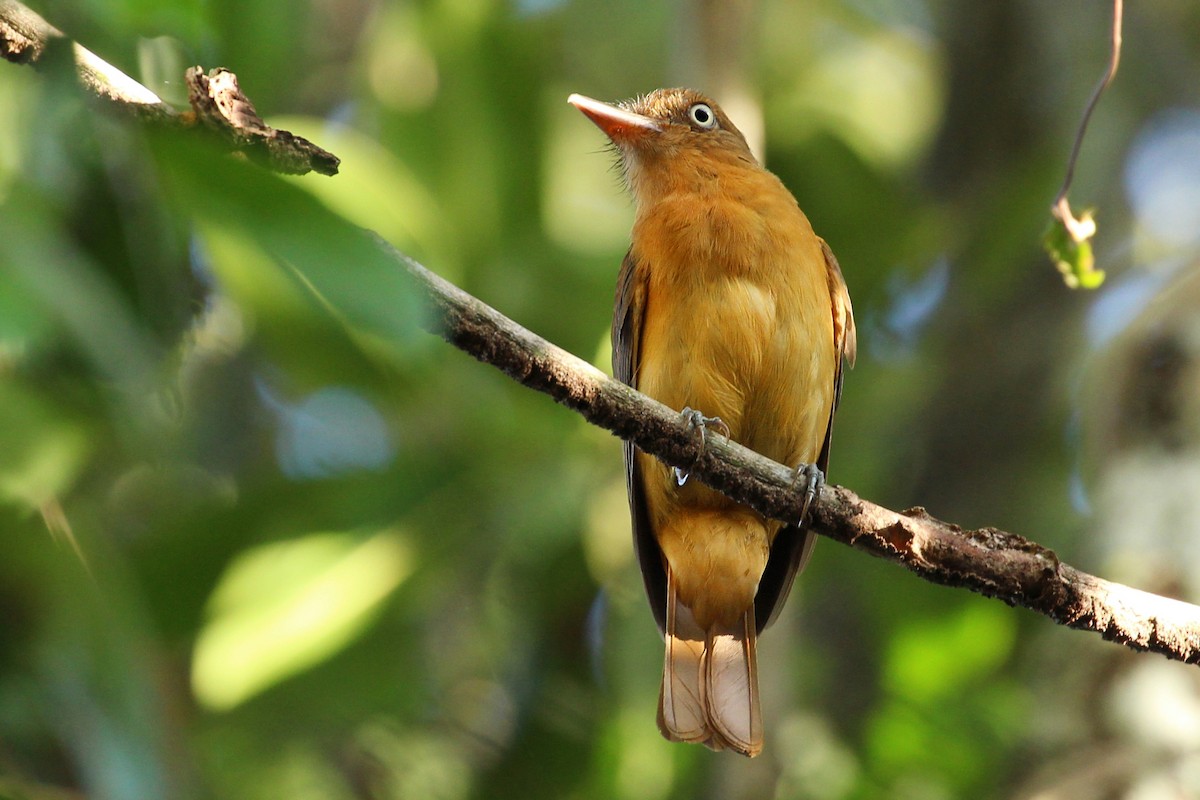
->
(6, 0), (1200, 668)
(372, 235), (1200, 667)
(0, 0), (339, 175)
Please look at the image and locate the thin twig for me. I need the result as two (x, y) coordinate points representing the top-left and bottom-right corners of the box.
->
(1052, 0), (1124, 218)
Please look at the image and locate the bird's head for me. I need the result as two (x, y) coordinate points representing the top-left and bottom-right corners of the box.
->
(568, 88), (757, 203)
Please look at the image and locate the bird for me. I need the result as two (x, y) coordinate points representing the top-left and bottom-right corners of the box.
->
(568, 88), (856, 757)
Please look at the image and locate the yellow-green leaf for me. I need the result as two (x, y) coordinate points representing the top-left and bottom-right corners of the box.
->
(1043, 209), (1105, 290)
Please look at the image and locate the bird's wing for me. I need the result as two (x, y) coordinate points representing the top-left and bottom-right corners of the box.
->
(823, 237), (858, 406)
(817, 239), (856, 479)
(753, 239), (856, 634)
(614, 250), (668, 633)
(612, 249), (641, 387)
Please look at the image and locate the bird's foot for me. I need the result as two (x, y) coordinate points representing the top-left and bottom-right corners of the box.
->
(791, 462), (825, 523)
(673, 407), (730, 486)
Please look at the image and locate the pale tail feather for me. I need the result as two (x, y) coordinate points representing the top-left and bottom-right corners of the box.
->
(658, 570), (710, 744)
(658, 569), (762, 756)
(701, 611), (762, 756)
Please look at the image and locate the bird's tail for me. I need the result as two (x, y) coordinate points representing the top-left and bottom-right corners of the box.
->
(658, 568), (763, 756)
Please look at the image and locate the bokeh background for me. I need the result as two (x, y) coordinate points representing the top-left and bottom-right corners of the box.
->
(3, 0), (1200, 798)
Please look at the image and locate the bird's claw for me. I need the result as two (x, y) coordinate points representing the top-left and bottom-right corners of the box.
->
(792, 462), (825, 523)
(673, 407), (729, 486)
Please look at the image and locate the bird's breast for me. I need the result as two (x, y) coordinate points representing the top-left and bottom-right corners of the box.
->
(631, 185), (834, 465)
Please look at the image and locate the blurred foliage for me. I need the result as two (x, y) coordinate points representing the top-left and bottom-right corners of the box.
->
(3, 1), (1200, 799)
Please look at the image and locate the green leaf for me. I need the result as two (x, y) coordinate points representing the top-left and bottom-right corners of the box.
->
(0, 381), (91, 508)
(1043, 209), (1105, 290)
(151, 135), (429, 353)
(192, 529), (413, 710)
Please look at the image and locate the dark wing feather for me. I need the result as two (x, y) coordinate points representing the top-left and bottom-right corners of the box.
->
(754, 239), (856, 634)
(614, 250), (667, 633)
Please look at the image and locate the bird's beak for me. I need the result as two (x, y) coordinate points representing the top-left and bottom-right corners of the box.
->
(568, 93), (661, 143)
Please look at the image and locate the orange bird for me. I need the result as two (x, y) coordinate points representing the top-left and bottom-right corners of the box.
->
(569, 89), (855, 756)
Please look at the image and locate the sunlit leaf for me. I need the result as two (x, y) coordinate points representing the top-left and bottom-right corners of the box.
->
(192, 529), (413, 710)
(152, 136), (429, 351)
(272, 116), (453, 272)
(0, 382), (90, 507)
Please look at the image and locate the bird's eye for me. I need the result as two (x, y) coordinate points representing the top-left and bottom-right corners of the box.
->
(688, 103), (718, 130)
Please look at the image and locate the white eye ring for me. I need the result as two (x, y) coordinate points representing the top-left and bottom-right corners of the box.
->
(688, 103), (718, 129)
